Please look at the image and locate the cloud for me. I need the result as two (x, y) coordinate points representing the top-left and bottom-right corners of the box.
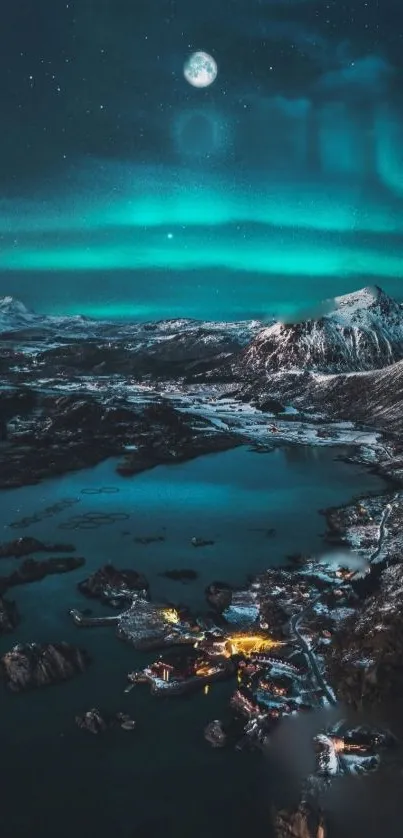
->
(317, 55), (394, 95)
(239, 17), (329, 61)
(319, 549), (369, 573)
(280, 298), (336, 324)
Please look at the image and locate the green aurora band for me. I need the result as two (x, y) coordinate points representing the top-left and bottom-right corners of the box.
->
(1, 172), (403, 277)
(1, 99), (403, 318)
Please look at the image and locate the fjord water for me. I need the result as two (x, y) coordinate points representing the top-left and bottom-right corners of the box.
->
(0, 446), (387, 838)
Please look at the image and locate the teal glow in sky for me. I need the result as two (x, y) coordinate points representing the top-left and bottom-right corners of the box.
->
(2, 10), (403, 320)
(1, 216), (403, 278)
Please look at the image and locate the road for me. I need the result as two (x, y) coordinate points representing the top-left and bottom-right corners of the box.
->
(290, 598), (337, 705)
(368, 493), (399, 564)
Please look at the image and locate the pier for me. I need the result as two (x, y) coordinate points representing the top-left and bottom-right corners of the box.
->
(69, 609), (120, 628)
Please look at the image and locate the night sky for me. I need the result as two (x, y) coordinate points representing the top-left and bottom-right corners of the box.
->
(1, 0), (403, 320)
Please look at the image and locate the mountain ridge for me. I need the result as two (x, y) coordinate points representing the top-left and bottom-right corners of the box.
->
(238, 285), (403, 376)
(0, 295), (262, 348)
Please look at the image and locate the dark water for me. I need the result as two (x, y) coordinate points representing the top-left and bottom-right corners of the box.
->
(0, 446), (387, 838)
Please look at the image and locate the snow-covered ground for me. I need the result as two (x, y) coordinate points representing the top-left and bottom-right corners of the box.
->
(13, 369), (384, 452)
(173, 394), (381, 448)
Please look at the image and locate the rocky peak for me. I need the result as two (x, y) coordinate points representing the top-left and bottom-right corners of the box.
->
(0, 296), (37, 329)
(239, 286), (403, 375)
(332, 285), (403, 331)
(0, 295), (30, 312)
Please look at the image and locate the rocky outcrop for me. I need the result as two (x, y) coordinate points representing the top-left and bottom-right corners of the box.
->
(0, 537), (75, 559)
(0, 556), (85, 594)
(273, 799), (327, 838)
(0, 394), (144, 488)
(0, 642), (90, 691)
(76, 707), (108, 734)
(204, 719), (227, 748)
(191, 537), (214, 547)
(321, 495), (403, 708)
(0, 391), (241, 489)
(205, 581), (232, 612)
(75, 707), (135, 734)
(116, 403), (239, 477)
(116, 431), (239, 476)
(77, 564), (148, 606)
(325, 563), (403, 708)
(0, 596), (20, 633)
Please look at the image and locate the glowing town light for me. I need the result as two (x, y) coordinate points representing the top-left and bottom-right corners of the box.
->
(226, 634), (278, 657)
(195, 665), (217, 677)
(162, 608), (180, 624)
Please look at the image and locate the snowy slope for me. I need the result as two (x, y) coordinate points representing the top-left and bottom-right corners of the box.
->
(242, 357), (403, 435)
(0, 296), (100, 338)
(0, 296), (43, 331)
(122, 318), (262, 359)
(240, 286), (403, 375)
(0, 296), (262, 349)
(302, 359), (403, 432)
(326, 561), (403, 706)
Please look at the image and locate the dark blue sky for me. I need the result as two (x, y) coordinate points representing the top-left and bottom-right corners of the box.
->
(1, 0), (400, 184)
(1, 0), (403, 320)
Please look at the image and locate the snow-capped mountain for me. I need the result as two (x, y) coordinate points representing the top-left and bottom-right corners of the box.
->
(0, 297), (262, 362)
(0, 296), (43, 332)
(240, 286), (403, 375)
(120, 318), (263, 360)
(0, 296), (100, 338)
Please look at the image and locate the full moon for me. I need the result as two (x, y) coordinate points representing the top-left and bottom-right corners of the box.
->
(183, 51), (218, 88)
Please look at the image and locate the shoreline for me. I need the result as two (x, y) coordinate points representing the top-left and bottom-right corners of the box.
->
(0, 381), (401, 838)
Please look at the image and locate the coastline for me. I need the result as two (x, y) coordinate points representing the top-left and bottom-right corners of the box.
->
(1, 367), (402, 837)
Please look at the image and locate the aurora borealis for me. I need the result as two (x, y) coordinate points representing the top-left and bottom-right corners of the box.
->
(1, 0), (403, 319)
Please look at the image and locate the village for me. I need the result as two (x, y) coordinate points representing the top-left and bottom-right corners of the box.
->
(68, 535), (395, 777)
